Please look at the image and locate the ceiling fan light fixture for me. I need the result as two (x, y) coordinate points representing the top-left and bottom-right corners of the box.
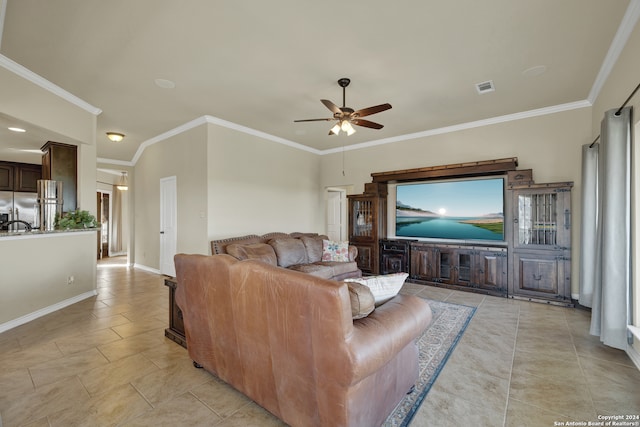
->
(344, 121), (356, 135)
(330, 123), (341, 135)
(106, 132), (125, 142)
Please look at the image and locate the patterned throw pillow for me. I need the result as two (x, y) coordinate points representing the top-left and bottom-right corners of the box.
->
(322, 240), (350, 262)
(345, 272), (409, 306)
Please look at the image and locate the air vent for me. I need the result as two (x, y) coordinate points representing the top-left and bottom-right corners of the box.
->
(475, 80), (495, 94)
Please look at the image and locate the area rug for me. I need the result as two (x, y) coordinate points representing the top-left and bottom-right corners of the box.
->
(383, 298), (476, 427)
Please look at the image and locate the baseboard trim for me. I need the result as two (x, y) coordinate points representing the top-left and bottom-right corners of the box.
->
(0, 290), (98, 334)
(626, 342), (640, 371)
(133, 263), (161, 274)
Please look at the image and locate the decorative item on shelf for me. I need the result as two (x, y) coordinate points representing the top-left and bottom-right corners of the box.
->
(106, 132), (125, 142)
(55, 209), (100, 230)
(116, 172), (128, 190)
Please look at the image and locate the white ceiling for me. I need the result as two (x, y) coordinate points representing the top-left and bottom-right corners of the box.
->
(0, 0), (635, 164)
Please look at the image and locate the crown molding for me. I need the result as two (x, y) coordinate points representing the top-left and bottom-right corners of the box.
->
(319, 100), (592, 155)
(0, 54), (102, 115)
(204, 115), (322, 155)
(588, 0), (640, 103)
(101, 99), (592, 166)
(97, 157), (134, 167)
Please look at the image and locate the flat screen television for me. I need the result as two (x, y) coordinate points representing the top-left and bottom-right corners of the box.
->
(394, 177), (505, 242)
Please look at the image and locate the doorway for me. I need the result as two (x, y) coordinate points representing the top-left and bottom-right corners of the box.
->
(325, 187), (347, 241)
(160, 176), (177, 277)
(96, 191), (111, 259)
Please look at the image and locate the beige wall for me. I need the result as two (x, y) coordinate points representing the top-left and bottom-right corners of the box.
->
(133, 125), (209, 269)
(206, 123), (323, 239)
(320, 107), (593, 296)
(0, 56), (99, 329)
(0, 232), (97, 327)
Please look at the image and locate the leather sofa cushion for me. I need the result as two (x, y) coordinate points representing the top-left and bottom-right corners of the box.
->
(288, 263), (334, 279)
(314, 261), (359, 277)
(299, 235), (324, 263)
(226, 243), (277, 266)
(269, 238), (309, 268)
(346, 281), (375, 319)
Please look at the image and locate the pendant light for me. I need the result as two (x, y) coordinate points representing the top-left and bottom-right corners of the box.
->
(116, 172), (128, 191)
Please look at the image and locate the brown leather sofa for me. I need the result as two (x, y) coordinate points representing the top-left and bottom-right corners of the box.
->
(174, 253), (432, 427)
(211, 232), (361, 281)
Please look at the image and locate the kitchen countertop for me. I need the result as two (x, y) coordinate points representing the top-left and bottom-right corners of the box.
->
(0, 228), (98, 239)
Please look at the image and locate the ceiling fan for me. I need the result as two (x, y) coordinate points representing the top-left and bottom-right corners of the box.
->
(294, 78), (392, 136)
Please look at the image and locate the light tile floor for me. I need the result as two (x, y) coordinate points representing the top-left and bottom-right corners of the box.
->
(0, 257), (639, 426)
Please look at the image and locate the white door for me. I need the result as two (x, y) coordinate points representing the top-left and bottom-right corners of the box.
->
(160, 176), (177, 277)
(326, 188), (346, 241)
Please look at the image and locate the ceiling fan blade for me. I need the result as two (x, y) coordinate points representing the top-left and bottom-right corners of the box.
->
(351, 119), (384, 129)
(321, 99), (342, 115)
(293, 118), (334, 122)
(353, 103), (392, 118)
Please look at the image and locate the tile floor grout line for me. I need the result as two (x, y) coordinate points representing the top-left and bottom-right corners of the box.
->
(502, 302), (520, 427)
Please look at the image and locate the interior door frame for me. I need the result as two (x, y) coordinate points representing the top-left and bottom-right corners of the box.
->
(325, 186), (348, 241)
(160, 176), (177, 277)
(96, 189), (112, 259)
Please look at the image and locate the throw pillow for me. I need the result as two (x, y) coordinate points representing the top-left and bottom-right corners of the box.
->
(345, 281), (375, 319)
(345, 272), (409, 306)
(322, 240), (350, 262)
(225, 243), (278, 266)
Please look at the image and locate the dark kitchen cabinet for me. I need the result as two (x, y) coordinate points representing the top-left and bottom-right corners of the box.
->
(0, 162), (42, 192)
(41, 141), (77, 213)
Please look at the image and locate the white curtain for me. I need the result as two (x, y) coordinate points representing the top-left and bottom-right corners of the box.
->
(580, 106), (632, 350)
(111, 186), (123, 254)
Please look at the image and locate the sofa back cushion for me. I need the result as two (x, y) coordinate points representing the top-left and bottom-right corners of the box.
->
(269, 238), (309, 268)
(299, 235), (325, 263)
(226, 243), (278, 266)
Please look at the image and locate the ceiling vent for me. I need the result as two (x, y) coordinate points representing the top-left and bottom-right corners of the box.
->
(475, 80), (495, 94)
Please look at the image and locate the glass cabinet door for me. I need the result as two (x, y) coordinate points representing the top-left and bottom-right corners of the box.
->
(517, 192), (558, 246)
(513, 186), (571, 250)
(351, 199), (373, 238)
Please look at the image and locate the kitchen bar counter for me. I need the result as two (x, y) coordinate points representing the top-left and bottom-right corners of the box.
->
(0, 227), (97, 239)
(0, 230), (98, 332)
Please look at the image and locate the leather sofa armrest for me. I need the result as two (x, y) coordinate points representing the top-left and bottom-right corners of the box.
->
(348, 245), (358, 262)
(346, 294), (432, 382)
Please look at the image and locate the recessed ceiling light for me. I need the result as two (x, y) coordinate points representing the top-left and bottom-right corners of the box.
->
(8, 127), (26, 132)
(522, 65), (547, 77)
(154, 78), (176, 89)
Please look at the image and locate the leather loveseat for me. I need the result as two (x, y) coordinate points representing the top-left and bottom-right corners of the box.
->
(211, 232), (361, 281)
(174, 253), (432, 427)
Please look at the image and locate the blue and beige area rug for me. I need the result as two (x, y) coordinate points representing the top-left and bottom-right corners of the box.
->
(383, 298), (476, 427)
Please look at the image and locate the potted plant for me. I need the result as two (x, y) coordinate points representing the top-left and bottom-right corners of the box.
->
(56, 209), (100, 230)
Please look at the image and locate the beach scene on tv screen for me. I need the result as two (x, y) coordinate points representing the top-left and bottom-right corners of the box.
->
(396, 178), (504, 241)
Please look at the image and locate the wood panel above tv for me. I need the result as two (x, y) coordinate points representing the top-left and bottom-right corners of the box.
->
(370, 157), (518, 183)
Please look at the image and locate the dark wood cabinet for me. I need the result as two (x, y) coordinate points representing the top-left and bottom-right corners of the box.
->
(0, 163), (14, 190)
(0, 162), (41, 192)
(14, 163), (42, 192)
(41, 141), (77, 213)
(380, 239), (413, 274)
(410, 242), (507, 297)
(348, 183), (387, 275)
(508, 182), (573, 305)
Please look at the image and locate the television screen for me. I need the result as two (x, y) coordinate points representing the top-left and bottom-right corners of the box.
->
(395, 177), (505, 241)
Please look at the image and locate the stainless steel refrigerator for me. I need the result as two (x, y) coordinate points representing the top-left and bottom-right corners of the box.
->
(0, 191), (37, 231)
